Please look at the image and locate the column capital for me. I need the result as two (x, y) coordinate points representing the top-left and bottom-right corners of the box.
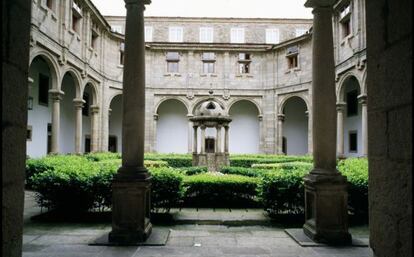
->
(258, 115), (263, 121)
(186, 114), (194, 118)
(108, 108), (112, 116)
(336, 102), (346, 111)
(90, 105), (100, 114)
(73, 98), (86, 108)
(277, 114), (285, 121)
(305, 110), (310, 117)
(200, 125), (206, 130)
(49, 89), (64, 101)
(304, 0), (336, 8)
(357, 94), (367, 104)
(125, 0), (151, 9)
(153, 114), (159, 120)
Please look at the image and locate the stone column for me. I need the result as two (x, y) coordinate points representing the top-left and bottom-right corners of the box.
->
(358, 94), (367, 156)
(303, 0), (351, 245)
(306, 110), (313, 154)
(277, 114), (285, 154)
(109, 0), (152, 244)
(153, 114), (158, 152)
(49, 89), (64, 154)
(258, 115), (264, 153)
(224, 125), (229, 153)
(200, 125), (206, 154)
(187, 114), (193, 153)
(216, 125), (222, 153)
(73, 98), (85, 154)
(90, 105), (99, 152)
(193, 125), (198, 154)
(336, 102), (346, 158)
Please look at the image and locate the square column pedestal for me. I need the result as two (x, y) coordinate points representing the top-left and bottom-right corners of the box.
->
(109, 174), (152, 244)
(303, 171), (352, 245)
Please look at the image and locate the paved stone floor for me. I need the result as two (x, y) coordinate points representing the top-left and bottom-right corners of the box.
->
(23, 191), (373, 257)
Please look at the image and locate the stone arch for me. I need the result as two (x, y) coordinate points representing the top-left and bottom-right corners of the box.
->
(191, 97), (227, 115)
(108, 91), (123, 110)
(81, 80), (99, 105)
(336, 72), (363, 102)
(227, 98), (262, 116)
(155, 96), (190, 115)
(29, 51), (60, 90)
(60, 67), (82, 98)
(278, 94), (310, 114)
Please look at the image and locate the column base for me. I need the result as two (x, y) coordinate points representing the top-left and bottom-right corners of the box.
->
(109, 168), (152, 244)
(303, 169), (352, 245)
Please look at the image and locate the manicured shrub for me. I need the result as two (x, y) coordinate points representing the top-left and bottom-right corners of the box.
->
(180, 166), (208, 176)
(229, 155), (313, 168)
(338, 158), (368, 217)
(219, 166), (269, 177)
(252, 162), (313, 171)
(85, 152), (121, 161)
(259, 169), (309, 215)
(150, 167), (184, 213)
(182, 173), (260, 207)
(144, 153), (192, 167)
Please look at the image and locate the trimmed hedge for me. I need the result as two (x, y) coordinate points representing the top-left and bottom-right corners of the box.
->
(220, 166), (269, 177)
(252, 162), (313, 171)
(180, 166), (208, 176)
(230, 155), (313, 168)
(182, 173), (260, 207)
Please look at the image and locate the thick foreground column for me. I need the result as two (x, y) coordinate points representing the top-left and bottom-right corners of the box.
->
(109, 0), (152, 244)
(303, 0), (351, 245)
(73, 98), (85, 154)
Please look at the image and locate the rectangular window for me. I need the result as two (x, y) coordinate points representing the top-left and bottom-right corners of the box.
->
(82, 93), (89, 116)
(46, 0), (55, 11)
(202, 52), (215, 74)
(27, 126), (32, 141)
(38, 73), (49, 106)
(349, 131), (358, 152)
(145, 26), (153, 42)
(265, 28), (279, 44)
(238, 53), (251, 74)
(286, 46), (299, 69)
(169, 27), (183, 42)
(295, 28), (308, 37)
(72, 1), (82, 33)
(111, 25), (123, 34)
(199, 27), (214, 43)
(230, 28), (245, 43)
(166, 52), (180, 73)
(346, 89), (358, 116)
(339, 3), (351, 38)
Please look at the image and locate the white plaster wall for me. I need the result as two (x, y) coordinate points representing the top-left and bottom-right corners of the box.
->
(283, 97), (308, 155)
(109, 95), (123, 152)
(156, 100), (188, 153)
(27, 58), (52, 158)
(60, 74), (76, 154)
(229, 101), (260, 154)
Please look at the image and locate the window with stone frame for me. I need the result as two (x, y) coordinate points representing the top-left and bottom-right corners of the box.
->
(349, 131), (358, 152)
(46, 0), (55, 12)
(265, 28), (280, 44)
(286, 45), (299, 69)
(238, 53), (251, 74)
(169, 27), (183, 42)
(202, 52), (216, 74)
(230, 28), (245, 43)
(200, 27), (214, 43)
(338, 2), (351, 38)
(72, 1), (82, 34)
(90, 24), (99, 49)
(145, 26), (153, 42)
(38, 73), (49, 106)
(166, 52), (180, 73)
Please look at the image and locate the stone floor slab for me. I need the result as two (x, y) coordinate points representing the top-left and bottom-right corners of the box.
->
(89, 228), (171, 246)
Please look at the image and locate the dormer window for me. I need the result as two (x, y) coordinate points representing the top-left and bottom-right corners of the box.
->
(286, 46), (299, 69)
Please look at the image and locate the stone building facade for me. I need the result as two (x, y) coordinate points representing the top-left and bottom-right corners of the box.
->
(26, 0), (366, 158)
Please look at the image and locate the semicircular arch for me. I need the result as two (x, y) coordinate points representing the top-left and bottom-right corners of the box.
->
(227, 98), (262, 116)
(60, 67), (82, 98)
(81, 80), (99, 105)
(336, 72), (363, 102)
(191, 97), (227, 115)
(29, 51), (60, 90)
(155, 97), (190, 115)
(278, 94), (309, 114)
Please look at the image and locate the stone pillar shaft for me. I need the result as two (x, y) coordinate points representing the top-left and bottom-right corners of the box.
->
(216, 125), (222, 153)
(187, 115), (193, 153)
(193, 126), (198, 154)
(73, 98), (85, 154)
(153, 114), (158, 152)
(277, 114), (285, 154)
(224, 125), (229, 153)
(200, 126), (206, 154)
(90, 105), (99, 152)
(359, 95), (368, 156)
(336, 103), (345, 157)
(49, 90), (63, 154)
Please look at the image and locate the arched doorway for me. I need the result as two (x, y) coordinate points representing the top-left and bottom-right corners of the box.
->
(282, 96), (308, 155)
(156, 99), (188, 153)
(27, 56), (55, 158)
(108, 94), (122, 153)
(338, 76), (363, 157)
(59, 72), (80, 154)
(228, 100), (260, 154)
